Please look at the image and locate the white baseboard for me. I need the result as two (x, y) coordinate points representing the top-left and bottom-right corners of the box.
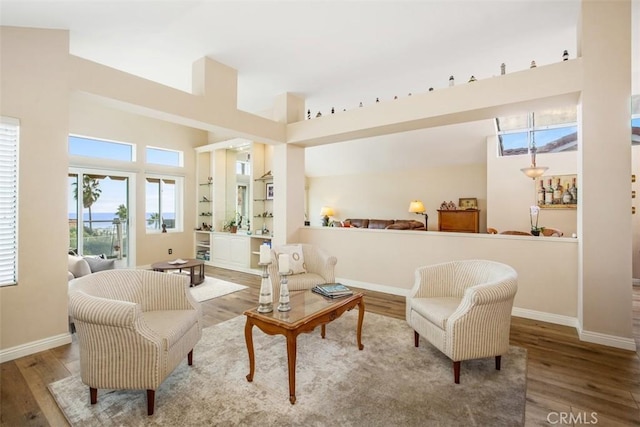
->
(0, 333), (72, 364)
(578, 328), (637, 351)
(336, 277), (410, 297)
(340, 279), (637, 351)
(511, 307), (579, 328)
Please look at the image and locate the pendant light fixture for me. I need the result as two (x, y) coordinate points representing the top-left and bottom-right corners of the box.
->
(520, 113), (548, 179)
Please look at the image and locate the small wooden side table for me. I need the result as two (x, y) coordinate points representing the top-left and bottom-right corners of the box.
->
(151, 259), (205, 286)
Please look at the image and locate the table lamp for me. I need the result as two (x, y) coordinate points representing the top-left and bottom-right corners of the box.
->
(408, 200), (428, 229)
(320, 206), (334, 227)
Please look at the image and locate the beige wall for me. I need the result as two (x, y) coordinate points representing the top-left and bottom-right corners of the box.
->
(0, 27), (71, 351)
(298, 227), (578, 319)
(306, 163), (487, 230)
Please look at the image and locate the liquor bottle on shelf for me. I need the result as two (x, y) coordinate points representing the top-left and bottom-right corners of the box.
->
(537, 180), (546, 206)
(562, 183), (573, 204)
(545, 179), (554, 205)
(570, 178), (578, 203)
(553, 179), (563, 204)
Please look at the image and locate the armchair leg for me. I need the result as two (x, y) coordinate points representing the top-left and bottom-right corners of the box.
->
(90, 387), (97, 404)
(453, 361), (461, 384)
(495, 355), (501, 371)
(147, 389), (155, 415)
(414, 331), (419, 347)
(188, 349), (193, 366)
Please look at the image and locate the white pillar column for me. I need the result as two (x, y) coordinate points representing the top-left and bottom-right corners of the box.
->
(578, 0), (634, 348)
(271, 93), (306, 246)
(272, 144), (305, 246)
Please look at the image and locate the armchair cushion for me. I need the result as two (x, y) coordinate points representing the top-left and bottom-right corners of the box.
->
(410, 297), (461, 329)
(68, 255), (91, 279)
(268, 244), (337, 295)
(83, 256), (116, 273)
(275, 244), (307, 274)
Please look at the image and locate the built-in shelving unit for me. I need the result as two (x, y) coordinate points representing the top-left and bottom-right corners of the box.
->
(194, 141), (273, 274)
(253, 174), (273, 236)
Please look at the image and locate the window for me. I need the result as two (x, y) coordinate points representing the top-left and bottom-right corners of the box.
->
(146, 146), (183, 167)
(0, 117), (19, 286)
(497, 107), (578, 156)
(146, 176), (182, 231)
(69, 135), (134, 162)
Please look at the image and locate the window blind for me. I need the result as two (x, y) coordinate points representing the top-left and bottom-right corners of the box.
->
(0, 117), (19, 286)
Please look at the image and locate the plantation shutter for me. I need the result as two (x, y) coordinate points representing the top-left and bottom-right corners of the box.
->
(0, 117), (19, 286)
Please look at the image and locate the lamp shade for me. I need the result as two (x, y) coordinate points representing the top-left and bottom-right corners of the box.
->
(320, 206), (334, 217)
(520, 166), (548, 179)
(408, 200), (426, 214)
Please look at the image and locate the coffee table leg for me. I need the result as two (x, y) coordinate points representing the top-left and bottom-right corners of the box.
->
(286, 333), (297, 404)
(356, 299), (365, 350)
(244, 318), (255, 382)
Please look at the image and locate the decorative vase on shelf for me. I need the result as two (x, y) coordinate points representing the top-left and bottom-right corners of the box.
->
(531, 229), (540, 236)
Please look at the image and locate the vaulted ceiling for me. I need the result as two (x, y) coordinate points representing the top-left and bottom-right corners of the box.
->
(1, 1), (638, 175)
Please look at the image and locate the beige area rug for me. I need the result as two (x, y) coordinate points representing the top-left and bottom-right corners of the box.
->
(48, 311), (527, 426)
(188, 276), (248, 302)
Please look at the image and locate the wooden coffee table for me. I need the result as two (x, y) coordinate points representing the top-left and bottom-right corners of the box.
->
(244, 290), (364, 404)
(151, 258), (205, 286)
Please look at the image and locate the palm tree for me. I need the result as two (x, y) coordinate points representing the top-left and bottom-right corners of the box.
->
(116, 204), (128, 221)
(147, 212), (160, 229)
(72, 175), (102, 232)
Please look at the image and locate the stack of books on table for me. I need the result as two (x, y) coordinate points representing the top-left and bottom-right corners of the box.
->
(312, 283), (353, 298)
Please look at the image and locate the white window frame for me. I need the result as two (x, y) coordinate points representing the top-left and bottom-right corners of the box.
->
(69, 134), (136, 162)
(0, 117), (19, 287)
(145, 174), (184, 233)
(497, 113), (578, 156)
(146, 146), (183, 167)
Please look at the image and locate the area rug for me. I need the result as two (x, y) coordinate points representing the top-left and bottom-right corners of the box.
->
(189, 276), (248, 302)
(48, 311), (527, 426)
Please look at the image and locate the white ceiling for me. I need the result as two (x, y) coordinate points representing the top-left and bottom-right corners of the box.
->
(1, 0), (638, 175)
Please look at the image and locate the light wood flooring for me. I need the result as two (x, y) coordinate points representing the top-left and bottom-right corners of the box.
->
(2, 267), (639, 426)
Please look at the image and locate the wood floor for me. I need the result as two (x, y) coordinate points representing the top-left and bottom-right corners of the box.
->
(2, 267), (639, 426)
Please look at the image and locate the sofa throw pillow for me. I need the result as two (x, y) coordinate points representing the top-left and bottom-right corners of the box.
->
(68, 255), (91, 279)
(83, 256), (116, 273)
(277, 244), (307, 274)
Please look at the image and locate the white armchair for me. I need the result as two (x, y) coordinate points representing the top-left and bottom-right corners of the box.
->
(68, 269), (203, 415)
(268, 244), (337, 297)
(406, 260), (517, 383)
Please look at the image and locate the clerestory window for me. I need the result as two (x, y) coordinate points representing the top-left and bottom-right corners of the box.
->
(496, 107), (578, 157)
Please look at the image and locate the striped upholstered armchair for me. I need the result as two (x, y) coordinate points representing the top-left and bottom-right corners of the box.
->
(268, 244), (337, 298)
(406, 260), (517, 383)
(68, 269), (203, 415)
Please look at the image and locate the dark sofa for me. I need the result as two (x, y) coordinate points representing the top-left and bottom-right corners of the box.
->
(340, 218), (426, 230)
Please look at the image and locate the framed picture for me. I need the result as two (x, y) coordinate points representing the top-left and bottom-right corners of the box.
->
(458, 198), (477, 210)
(534, 174), (577, 209)
(266, 183), (274, 200)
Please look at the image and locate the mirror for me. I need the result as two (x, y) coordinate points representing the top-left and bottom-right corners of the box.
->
(232, 149), (251, 230)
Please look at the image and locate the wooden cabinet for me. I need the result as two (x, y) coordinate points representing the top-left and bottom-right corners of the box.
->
(438, 210), (480, 233)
